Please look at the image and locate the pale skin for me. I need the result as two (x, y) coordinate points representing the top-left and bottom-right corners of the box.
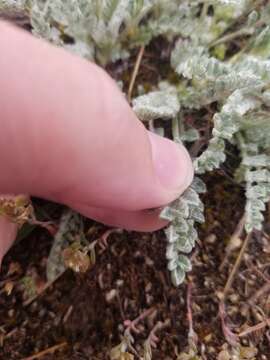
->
(0, 22), (194, 264)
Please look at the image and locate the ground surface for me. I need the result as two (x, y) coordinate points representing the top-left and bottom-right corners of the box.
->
(0, 174), (269, 360)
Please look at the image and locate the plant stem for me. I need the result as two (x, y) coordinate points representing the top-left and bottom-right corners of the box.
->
(210, 28), (254, 48)
(128, 45), (145, 103)
(21, 342), (67, 360)
(223, 231), (252, 298)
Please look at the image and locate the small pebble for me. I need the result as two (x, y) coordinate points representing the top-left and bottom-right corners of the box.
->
(106, 289), (117, 303)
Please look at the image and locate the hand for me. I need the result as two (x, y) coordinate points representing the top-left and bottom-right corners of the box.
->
(0, 22), (193, 263)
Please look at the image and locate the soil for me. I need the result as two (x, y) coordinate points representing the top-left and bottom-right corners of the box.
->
(0, 173), (269, 360)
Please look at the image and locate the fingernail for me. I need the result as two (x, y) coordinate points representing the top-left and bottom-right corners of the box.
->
(147, 131), (194, 194)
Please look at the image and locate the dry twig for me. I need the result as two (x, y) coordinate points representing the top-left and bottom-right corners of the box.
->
(62, 305), (74, 324)
(219, 214), (246, 271)
(249, 282), (270, 305)
(239, 317), (270, 337)
(218, 231), (253, 345)
(223, 231), (253, 298)
(187, 282), (198, 345)
(145, 319), (170, 348)
(219, 301), (239, 346)
(127, 45), (145, 103)
(124, 307), (155, 335)
(23, 271), (65, 307)
(97, 228), (123, 251)
(21, 342), (67, 360)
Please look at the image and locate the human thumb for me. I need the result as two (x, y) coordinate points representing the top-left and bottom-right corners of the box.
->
(0, 22), (193, 248)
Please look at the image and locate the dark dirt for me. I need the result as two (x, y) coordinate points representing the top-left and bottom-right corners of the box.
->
(0, 174), (269, 359)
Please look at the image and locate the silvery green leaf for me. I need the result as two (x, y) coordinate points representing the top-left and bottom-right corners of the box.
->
(242, 154), (270, 167)
(195, 84), (262, 175)
(215, 0), (249, 18)
(166, 244), (177, 260)
(173, 216), (190, 233)
(176, 201), (190, 219)
(223, 89), (261, 116)
(167, 257), (178, 271)
(247, 10), (259, 26)
(176, 236), (194, 253)
(64, 41), (94, 59)
(249, 199), (266, 211)
(130, 0), (152, 18)
(171, 267), (185, 287)
(246, 218), (263, 231)
(247, 209), (264, 224)
(245, 222), (255, 233)
(193, 199), (204, 212)
(214, 71), (263, 94)
(262, 90), (270, 106)
(160, 207), (174, 221)
(212, 112), (241, 140)
(191, 177), (207, 194)
(216, 0), (243, 4)
(180, 128), (200, 142)
(242, 143), (259, 155)
(165, 225), (179, 243)
(245, 200), (265, 217)
(26, 0), (151, 65)
(245, 169), (270, 183)
(189, 207), (205, 224)
(194, 138), (226, 174)
(182, 188), (201, 206)
(251, 25), (270, 58)
(107, 0), (129, 38)
(235, 56), (270, 82)
(0, 0), (27, 23)
(213, 90), (260, 139)
(158, 81), (178, 92)
(243, 119), (270, 150)
(148, 1), (206, 41)
(160, 206), (180, 221)
(171, 39), (205, 78)
(192, 56), (230, 81)
(169, 198), (190, 218)
(178, 255), (192, 272)
(246, 183), (270, 200)
(188, 227), (198, 247)
(46, 210), (84, 282)
(132, 90), (180, 121)
(245, 199), (265, 232)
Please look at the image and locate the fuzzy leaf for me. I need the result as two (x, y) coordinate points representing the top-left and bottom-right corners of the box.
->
(46, 210), (84, 282)
(171, 267), (185, 287)
(191, 177), (207, 194)
(166, 244), (177, 260)
(175, 236), (194, 254)
(165, 225), (179, 243)
(242, 154), (270, 167)
(132, 90), (180, 121)
(178, 255), (192, 272)
(245, 169), (270, 183)
(180, 128), (200, 142)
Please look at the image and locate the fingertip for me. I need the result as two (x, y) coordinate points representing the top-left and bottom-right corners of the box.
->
(147, 131), (194, 203)
(70, 203), (168, 232)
